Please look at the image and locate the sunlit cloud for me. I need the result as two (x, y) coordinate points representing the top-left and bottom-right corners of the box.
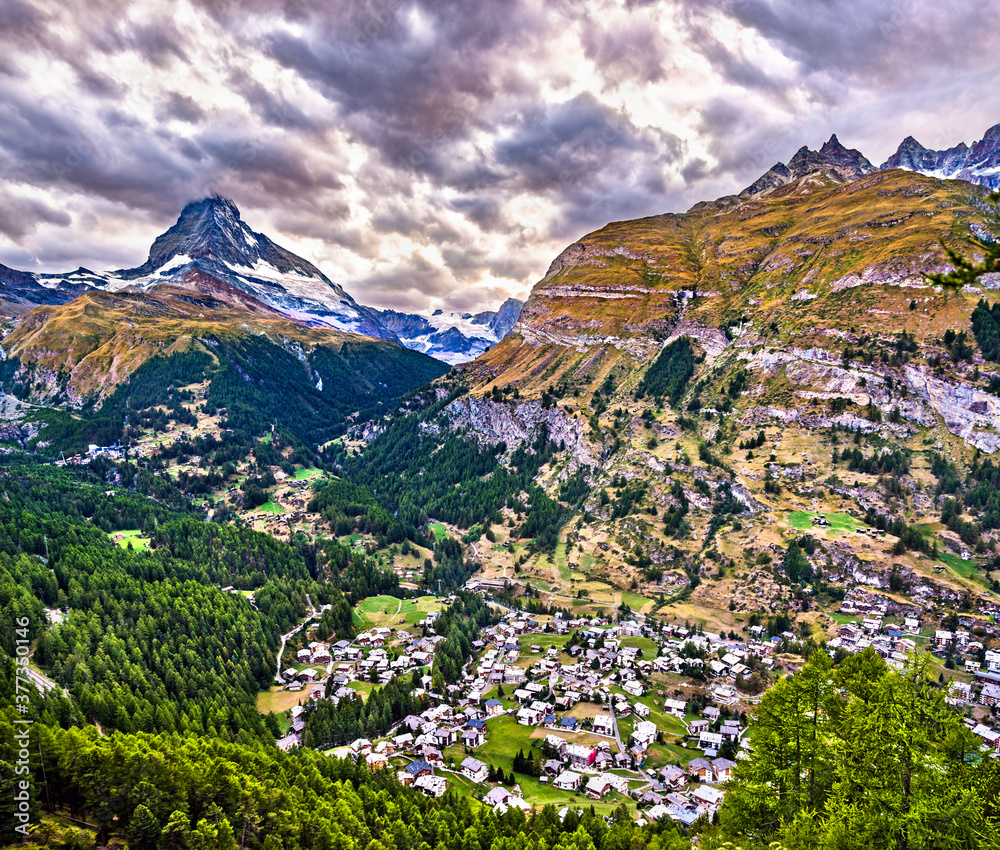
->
(0, 0), (998, 313)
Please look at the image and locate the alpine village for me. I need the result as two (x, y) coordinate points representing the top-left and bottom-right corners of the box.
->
(5, 25), (1000, 850)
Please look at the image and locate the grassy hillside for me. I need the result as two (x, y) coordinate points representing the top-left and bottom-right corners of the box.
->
(2, 278), (449, 452)
(330, 173), (1000, 651)
(465, 170), (1000, 397)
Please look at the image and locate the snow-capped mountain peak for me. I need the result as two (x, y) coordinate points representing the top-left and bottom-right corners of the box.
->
(0, 196), (525, 362)
(374, 298), (524, 365)
(100, 196), (394, 339)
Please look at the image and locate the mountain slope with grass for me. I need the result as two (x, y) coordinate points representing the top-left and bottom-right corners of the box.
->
(337, 167), (1000, 651)
(1, 270), (448, 452)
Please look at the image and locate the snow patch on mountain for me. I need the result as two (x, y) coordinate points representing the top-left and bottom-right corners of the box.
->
(375, 298), (523, 364)
(879, 123), (1000, 190)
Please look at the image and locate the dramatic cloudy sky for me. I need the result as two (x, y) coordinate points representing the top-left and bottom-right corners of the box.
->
(1, 0), (999, 312)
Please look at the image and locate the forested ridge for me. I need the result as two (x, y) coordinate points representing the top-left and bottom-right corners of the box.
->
(0, 462), (344, 741)
(0, 686), (689, 850)
(0, 454), (496, 757)
(11, 331), (449, 456)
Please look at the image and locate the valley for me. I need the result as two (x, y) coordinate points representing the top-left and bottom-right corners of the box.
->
(4, 132), (1000, 850)
(10, 0), (1000, 845)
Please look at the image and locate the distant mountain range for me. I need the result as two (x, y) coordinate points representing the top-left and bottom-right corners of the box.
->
(694, 121), (1000, 208)
(0, 196), (522, 364)
(374, 298), (523, 365)
(881, 124), (1000, 189)
(2, 121), (997, 370)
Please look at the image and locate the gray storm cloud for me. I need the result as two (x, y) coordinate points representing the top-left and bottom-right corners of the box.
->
(0, 0), (998, 311)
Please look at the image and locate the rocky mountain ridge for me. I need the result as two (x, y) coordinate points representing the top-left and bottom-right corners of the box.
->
(2, 196), (397, 340)
(410, 141), (1000, 638)
(693, 122), (1000, 207)
(740, 133), (876, 199)
(881, 123), (1000, 189)
(470, 166), (998, 404)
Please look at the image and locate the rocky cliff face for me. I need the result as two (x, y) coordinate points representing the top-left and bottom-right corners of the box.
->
(446, 397), (596, 469)
(486, 298), (525, 339)
(732, 344), (1000, 452)
(903, 364), (1000, 453)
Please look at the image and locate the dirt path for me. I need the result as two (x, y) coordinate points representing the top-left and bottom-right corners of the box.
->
(274, 624), (302, 682)
(369, 597), (403, 629)
(389, 597), (402, 624)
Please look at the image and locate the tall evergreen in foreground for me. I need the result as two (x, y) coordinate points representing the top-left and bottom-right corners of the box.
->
(711, 649), (1000, 850)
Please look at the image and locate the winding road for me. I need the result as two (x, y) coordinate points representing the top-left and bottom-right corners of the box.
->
(24, 663), (61, 695)
(274, 594), (324, 682)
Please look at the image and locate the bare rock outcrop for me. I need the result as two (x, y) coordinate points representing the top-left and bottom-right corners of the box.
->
(903, 365), (1000, 452)
(447, 397), (596, 468)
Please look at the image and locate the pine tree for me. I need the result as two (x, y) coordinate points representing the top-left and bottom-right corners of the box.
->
(161, 811), (191, 850)
(720, 649), (997, 849)
(127, 805), (162, 850)
(783, 540), (812, 584)
(926, 191), (1000, 291)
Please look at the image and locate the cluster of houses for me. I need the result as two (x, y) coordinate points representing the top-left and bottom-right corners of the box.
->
(830, 603), (1000, 707)
(465, 611), (775, 720)
(462, 608), (761, 762)
(540, 736), (638, 792)
(640, 771), (727, 828)
(281, 641), (336, 689)
(277, 591), (999, 823)
(686, 709), (744, 757)
(318, 605), (762, 828)
(281, 591), (995, 829)
(281, 628), (446, 689)
(337, 677), (741, 826)
(828, 615), (921, 665)
(836, 564), (1000, 623)
(826, 590), (1000, 760)
(346, 699), (492, 782)
(276, 627), (449, 748)
(269, 544), (1000, 826)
